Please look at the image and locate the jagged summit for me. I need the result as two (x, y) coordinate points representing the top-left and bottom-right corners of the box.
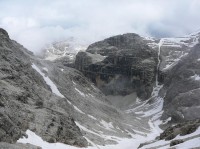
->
(87, 33), (149, 55)
(0, 28), (9, 38)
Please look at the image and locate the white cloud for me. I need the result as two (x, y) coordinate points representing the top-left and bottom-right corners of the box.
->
(0, 0), (200, 54)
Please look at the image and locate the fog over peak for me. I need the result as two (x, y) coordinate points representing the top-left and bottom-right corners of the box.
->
(0, 0), (200, 54)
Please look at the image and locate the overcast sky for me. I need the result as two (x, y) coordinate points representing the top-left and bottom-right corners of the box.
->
(0, 0), (200, 54)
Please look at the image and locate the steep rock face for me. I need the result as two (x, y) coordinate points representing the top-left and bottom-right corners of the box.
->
(161, 43), (200, 122)
(136, 33), (200, 148)
(0, 28), (87, 147)
(143, 32), (200, 123)
(145, 32), (200, 83)
(75, 33), (157, 100)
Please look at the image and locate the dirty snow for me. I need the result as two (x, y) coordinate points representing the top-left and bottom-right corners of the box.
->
(73, 105), (85, 114)
(88, 114), (97, 120)
(75, 87), (86, 97)
(190, 74), (200, 81)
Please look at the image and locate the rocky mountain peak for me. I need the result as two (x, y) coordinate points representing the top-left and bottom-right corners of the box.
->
(86, 33), (151, 56)
(41, 39), (88, 62)
(0, 28), (9, 38)
(0, 28), (11, 47)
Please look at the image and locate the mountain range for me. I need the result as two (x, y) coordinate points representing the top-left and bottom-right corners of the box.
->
(0, 28), (200, 149)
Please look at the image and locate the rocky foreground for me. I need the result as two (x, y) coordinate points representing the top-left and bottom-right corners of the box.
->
(0, 28), (200, 148)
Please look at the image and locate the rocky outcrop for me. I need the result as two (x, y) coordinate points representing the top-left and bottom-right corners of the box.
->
(159, 119), (200, 141)
(143, 32), (200, 123)
(170, 139), (184, 147)
(75, 33), (157, 99)
(0, 28), (87, 147)
(161, 43), (200, 122)
(138, 119), (200, 149)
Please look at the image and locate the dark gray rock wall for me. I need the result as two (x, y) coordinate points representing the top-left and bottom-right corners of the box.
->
(75, 33), (157, 100)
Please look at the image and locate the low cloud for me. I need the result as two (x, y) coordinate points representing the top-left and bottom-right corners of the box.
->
(0, 0), (200, 54)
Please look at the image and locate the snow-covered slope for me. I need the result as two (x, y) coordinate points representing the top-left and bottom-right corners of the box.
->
(42, 38), (88, 61)
(144, 31), (200, 72)
(17, 60), (151, 147)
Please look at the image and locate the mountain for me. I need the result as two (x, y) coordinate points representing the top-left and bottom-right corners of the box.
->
(41, 38), (87, 62)
(0, 29), (153, 149)
(0, 28), (200, 149)
(143, 32), (200, 122)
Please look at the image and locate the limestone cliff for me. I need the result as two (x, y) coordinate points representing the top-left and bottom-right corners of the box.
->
(75, 33), (157, 100)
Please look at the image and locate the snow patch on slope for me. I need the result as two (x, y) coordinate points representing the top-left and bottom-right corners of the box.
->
(32, 64), (87, 115)
(73, 105), (85, 114)
(99, 120), (115, 131)
(17, 130), (91, 149)
(163, 52), (188, 70)
(190, 74), (200, 81)
(32, 64), (64, 98)
(75, 87), (86, 97)
(17, 125), (160, 149)
(18, 126), (200, 149)
(44, 39), (88, 61)
(88, 114), (97, 120)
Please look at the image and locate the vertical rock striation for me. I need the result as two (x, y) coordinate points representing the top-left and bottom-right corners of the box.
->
(75, 33), (157, 100)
